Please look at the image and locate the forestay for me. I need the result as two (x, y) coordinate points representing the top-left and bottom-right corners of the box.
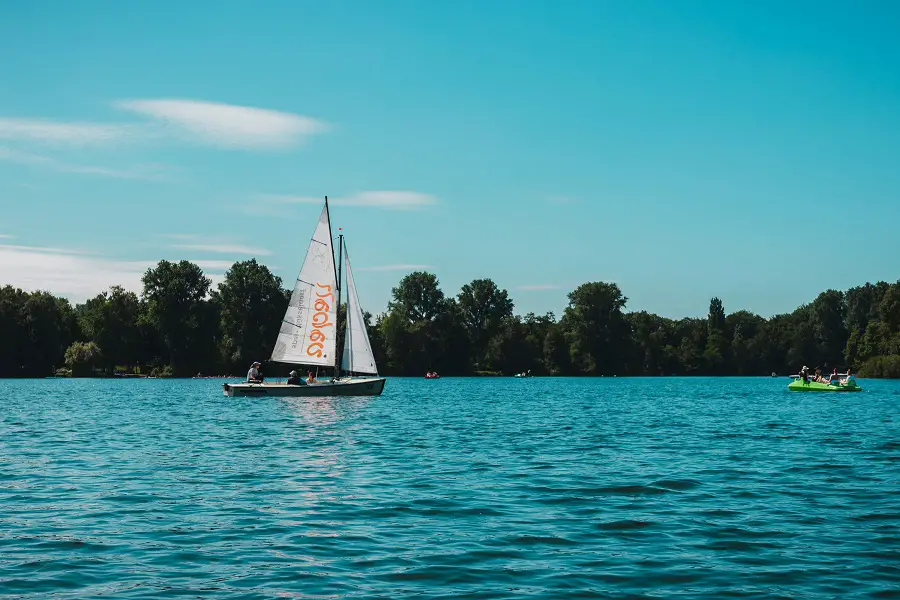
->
(270, 204), (338, 367)
(341, 247), (378, 375)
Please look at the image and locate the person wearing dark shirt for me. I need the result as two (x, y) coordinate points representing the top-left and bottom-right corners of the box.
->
(286, 370), (305, 385)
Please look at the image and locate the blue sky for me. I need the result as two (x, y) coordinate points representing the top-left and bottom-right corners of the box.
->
(1, 0), (898, 319)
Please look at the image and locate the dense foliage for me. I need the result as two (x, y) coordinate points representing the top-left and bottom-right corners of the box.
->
(2, 260), (899, 378)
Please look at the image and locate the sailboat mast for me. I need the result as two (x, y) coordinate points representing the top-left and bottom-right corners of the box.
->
(335, 231), (344, 379)
(323, 195), (342, 379)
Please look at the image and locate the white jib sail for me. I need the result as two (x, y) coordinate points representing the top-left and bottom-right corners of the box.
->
(341, 247), (378, 375)
(270, 203), (338, 367)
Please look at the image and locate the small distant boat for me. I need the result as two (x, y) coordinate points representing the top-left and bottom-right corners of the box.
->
(223, 198), (386, 398)
(788, 374), (862, 393)
(424, 372), (440, 379)
(514, 370), (533, 378)
(771, 372), (777, 378)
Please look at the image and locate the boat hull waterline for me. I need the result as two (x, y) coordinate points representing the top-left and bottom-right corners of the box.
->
(788, 379), (862, 392)
(223, 378), (387, 397)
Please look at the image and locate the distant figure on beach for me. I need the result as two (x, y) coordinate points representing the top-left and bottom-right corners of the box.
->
(286, 370), (304, 385)
(247, 362), (264, 383)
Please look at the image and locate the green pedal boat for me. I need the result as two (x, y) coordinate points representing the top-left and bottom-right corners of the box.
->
(788, 377), (862, 392)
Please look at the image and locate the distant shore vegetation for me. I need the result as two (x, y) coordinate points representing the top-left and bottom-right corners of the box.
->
(2, 259), (900, 379)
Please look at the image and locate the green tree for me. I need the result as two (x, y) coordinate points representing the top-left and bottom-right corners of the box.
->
(65, 341), (103, 377)
(809, 290), (847, 367)
(521, 312), (556, 375)
(485, 316), (534, 374)
(704, 297), (729, 373)
(21, 292), (79, 377)
(457, 278), (514, 368)
(78, 286), (142, 372)
(543, 322), (570, 375)
(0, 286), (28, 376)
(141, 260), (216, 375)
(379, 274), (469, 375)
(726, 310), (765, 374)
(561, 282), (629, 375)
(628, 311), (673, 375)
(675, 318), (706, 374)
(217, 260), (288, 371)
(389, 272), (447, 323)
(878, 282), (900, 333)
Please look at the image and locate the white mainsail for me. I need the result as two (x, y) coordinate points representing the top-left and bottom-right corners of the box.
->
(270, 203), (339, 367)
(341, 247), (378, 375)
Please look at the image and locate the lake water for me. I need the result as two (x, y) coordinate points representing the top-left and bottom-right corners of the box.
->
(1, 377), (898, 599)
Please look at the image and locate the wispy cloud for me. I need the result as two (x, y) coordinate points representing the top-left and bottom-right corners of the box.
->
(115, 99), (328, 150)
(356, 264), (435, 272)
(516, 284), (560, 291)
(0, 234), (14, 240)
(0, 118), (142, 146)
(189, 260), (237, 271)
(0, 243), (96, 255)
(1, 99), (327, 155)
(0, 245), (230, 302)
(170, 243), (272, 256)
(0, 145), (172, 181)
(264, 191), (439, 211)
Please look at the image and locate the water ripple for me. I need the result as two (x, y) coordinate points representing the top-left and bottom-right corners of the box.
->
(1, 376), (899, 598)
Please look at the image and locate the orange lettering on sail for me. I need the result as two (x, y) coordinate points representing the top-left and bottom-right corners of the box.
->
(306, 282), (334, 358)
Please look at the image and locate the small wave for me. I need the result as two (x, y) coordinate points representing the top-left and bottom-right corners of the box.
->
(854, 512), (900, 522)
(594, 519), (654, 531)
(507, 534), (580, 547)
(104, 493), (158, 504)
(652, 478), (702, 491)
(701, 539), (782, 552)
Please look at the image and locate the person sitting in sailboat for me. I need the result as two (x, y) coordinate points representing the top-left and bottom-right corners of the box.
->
(306, 371), (316, 384)
(286, 370), (305, 385)
(246, 361), (264, 383)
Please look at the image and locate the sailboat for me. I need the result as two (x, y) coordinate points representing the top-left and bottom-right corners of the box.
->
(223, 198), (387, 398)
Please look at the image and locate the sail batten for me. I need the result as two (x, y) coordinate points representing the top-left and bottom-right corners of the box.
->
(341, 247), (379, 375)
(270, 203), (338, 368)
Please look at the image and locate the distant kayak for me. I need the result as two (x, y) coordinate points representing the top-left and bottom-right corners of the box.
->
(788, 378), (862, 392)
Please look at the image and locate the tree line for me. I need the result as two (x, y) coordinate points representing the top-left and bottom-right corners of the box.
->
(2, 259), (899, 378)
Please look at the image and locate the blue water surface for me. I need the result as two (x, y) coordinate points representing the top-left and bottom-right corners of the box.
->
(1, 377), (898, 599)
